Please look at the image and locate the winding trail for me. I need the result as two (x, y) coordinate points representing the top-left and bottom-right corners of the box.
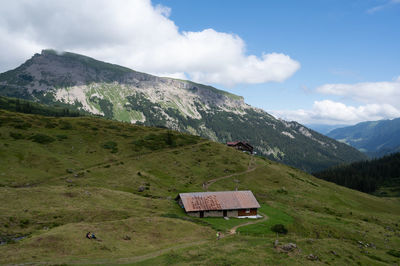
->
(228, 212), (268, 235)
(29, 153), (267, 265)
(117, 212), (268, 264)
(91, 212), (268, 265)
(115, 240), (209, 264)
(204, 155), (256, 190)
(112, 155), (268, 264)
(37, 141), (209, 186)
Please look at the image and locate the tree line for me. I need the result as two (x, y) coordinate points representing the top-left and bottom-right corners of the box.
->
(313, 152), (400, 194)
(0, 96), (83, 117)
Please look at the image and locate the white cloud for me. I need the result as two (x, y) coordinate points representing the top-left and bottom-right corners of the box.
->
(316, 77), (400, 106)
(0, 0), (300, 86)
(272, 77), (400, 125)
(367, 0), (400, 14)
(271, 100), (400, 125)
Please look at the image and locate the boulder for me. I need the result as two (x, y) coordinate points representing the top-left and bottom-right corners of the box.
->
(306, 254), (319, 261)
(282, 243), (297, 252)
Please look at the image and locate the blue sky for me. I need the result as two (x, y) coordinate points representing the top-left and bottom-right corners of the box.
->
(0, 0), (399, 125)
(154, 0), (400, 124)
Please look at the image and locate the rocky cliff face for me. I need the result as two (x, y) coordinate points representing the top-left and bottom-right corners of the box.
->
(0, 50), (367, 172)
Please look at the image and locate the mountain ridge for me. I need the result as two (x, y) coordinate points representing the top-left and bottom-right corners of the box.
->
(0, 49), (367, 172)
(327, 118), (400, 158)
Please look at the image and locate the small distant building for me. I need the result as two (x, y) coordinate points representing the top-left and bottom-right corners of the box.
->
(227, 141), (254, 154)
(176, 191), (260, 218)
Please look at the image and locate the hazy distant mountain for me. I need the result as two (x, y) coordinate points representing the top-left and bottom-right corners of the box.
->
(305, 124), (347, 135)
(327, 118), (400, 158)
(0, 49), (366, 172)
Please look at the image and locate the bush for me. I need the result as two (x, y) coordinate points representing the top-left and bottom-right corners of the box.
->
(30, 134), (55, 144)
(13, 122), (32, 130)
(102, 141), (118, 153)
(45, 122), (57, 128)
(19, 219), (30, 228)
(277, 188), (288, 194)
(10, 132), (25, 140)
(56, 134), (68, 141)
(387, 250), (400, 258)
(59, 121), (73, 130)
(271, 224), (288, 234)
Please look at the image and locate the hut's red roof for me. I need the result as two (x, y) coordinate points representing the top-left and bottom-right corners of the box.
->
(178, 191), (260, 212)
(227, 141), (253, 149)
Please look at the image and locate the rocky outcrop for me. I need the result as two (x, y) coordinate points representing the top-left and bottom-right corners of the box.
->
(0, 50), (367, 172)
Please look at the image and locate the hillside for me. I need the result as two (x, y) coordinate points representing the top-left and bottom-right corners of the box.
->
(314, 153), (400, 197)
(0, 95), (85, 117)
(0, 49), (367, 172)
(0, 109), (400, 265)
(327, 118), (400, 158)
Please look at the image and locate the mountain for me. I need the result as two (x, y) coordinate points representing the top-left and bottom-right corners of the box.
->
(314, 152), (400, 197)
(1, 109), (399, 265)
(0, 49), (366, 172)
(305, 124), (347, 135)
(327, 118), (400, 158)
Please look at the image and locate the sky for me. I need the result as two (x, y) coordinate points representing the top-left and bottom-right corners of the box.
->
(0, 0), (399, 126)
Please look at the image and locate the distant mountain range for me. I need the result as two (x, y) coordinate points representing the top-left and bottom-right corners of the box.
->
(305, 124), (347, 135)
(327, 118), (400, 158)
(0, 49), (366, 172)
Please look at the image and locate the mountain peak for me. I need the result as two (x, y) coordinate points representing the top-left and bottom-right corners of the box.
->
(0, 51), (366, 172)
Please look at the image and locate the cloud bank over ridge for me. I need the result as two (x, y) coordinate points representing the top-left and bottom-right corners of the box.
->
(272, 77), (400, 125)
(0, 0), (299, 86)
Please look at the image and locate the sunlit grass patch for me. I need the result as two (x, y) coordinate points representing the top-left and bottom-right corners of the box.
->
(237, 204), (293, 236)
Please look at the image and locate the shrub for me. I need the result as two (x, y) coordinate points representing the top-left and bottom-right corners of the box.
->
(19, 219), (30, 228)
(45, 122), (57, 128)
(56, 134), (68, 141)
(10, 132), (25, 140)
(271, 224), (288, 234)
(102, 141), (118, 153)
(277, 188), (288, 194)
(30, 134), (55, 144)
(387, 250), (400, 258)
(13, 122), (32, 130)
(59, 121), (73, 130)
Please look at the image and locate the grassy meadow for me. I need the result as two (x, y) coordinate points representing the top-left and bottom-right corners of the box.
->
(0, 109), (400, 265)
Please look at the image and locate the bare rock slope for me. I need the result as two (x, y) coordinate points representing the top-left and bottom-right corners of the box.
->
(0, 49), (366, 172)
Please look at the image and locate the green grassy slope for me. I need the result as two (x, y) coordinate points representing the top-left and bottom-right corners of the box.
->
(0, 51), (367, 173)
(0, 110), (399, 265)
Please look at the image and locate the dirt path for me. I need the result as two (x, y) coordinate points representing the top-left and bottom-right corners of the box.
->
(204, 155), (256, 190)
(113, 212), (268, 264)
(228, 212), (268, 235)
(114, 240), (209, 264)
(48, 141), (208, 184)
(30, 150), (265, 264)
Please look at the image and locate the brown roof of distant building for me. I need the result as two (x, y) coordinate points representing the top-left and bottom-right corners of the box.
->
(177, 191), (260, 212)
(227, 141), (254, 149)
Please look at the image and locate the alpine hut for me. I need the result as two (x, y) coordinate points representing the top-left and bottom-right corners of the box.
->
(176, 191), (260, 218)
(227, 141), (254, 154)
